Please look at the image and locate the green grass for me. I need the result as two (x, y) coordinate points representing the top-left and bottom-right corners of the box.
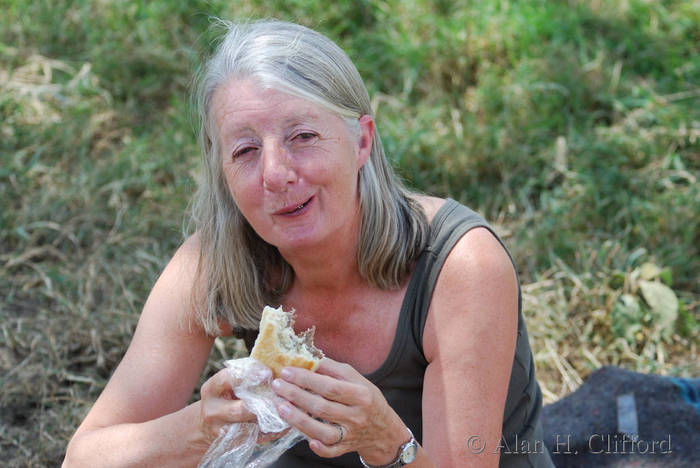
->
(1, 0), (698, 466)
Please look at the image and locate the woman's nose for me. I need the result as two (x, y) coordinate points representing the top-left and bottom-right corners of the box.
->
(261, 141), (297, 192)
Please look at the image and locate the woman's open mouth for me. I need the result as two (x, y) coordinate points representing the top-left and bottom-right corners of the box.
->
(277, 196), (313, 216)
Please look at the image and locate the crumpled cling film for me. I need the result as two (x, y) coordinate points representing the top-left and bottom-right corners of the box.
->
(198, 357), (304, 468)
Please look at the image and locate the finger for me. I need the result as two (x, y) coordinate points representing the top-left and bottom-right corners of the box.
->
(202, 363), (272, 398)
(307, 436), (347, 459)
(257, 427), (290, 444)
(200, 398), (257, 442)
(315, 358), (363, 381)
(239, 359), (274, 385)
(273, 377), (348, 421)
(277, 401), (346, 448)
(201, 368), (238, 399)
(278, 366), (369, 406)
(203, 397), (257, 424)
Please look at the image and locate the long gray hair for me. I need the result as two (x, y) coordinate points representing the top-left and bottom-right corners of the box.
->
(190, 19), (427, 334)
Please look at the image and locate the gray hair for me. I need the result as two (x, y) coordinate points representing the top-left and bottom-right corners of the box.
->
(190, 19), (427, 334)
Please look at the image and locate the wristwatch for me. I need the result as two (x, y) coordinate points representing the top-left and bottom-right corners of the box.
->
(359, 427), (418, 467)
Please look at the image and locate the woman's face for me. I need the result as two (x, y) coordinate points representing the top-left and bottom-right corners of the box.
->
(212, 79), (373, 255)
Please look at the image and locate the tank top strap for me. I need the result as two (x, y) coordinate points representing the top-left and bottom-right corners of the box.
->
(406, 198), (492, 354)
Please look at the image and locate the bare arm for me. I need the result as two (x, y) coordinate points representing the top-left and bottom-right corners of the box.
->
(421, 227), (519, 467)
(63, 235), (256, 467)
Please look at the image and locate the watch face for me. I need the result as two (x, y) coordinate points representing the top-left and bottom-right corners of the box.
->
(400, 441), (418, 464)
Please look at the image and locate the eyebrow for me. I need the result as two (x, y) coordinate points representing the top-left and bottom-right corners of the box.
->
(219, 109), (324, 138)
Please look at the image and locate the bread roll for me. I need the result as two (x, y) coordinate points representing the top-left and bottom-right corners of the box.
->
(250, 305), (324, 378)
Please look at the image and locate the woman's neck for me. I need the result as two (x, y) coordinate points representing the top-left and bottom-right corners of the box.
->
(279, 208), (365, 295)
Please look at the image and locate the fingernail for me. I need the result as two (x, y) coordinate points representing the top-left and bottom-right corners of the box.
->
(278, 403), (290, 417)
(252, 361), (272, 377)
(272, 379), (282, 390)
(280, 368), (292, 379)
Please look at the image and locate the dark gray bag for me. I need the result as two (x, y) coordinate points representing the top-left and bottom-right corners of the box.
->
(541, 366), (700, 468)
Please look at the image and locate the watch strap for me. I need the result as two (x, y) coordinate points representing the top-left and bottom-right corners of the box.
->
(358, 427), (417, 468)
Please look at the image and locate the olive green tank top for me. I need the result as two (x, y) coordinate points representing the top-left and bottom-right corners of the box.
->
(271, 199), (553, 467)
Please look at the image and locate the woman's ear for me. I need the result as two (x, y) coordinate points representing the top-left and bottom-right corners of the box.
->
(356, 114), (374, 169)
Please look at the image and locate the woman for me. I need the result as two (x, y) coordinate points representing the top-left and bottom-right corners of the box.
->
(63, 20), (553, 467)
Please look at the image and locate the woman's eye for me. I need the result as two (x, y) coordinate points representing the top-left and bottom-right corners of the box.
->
(233, 146), (256, 159)
(294, 132), (317, 142)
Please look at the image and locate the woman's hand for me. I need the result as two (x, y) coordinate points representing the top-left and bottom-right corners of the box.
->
(197, 364), (270, 449)
(271, 358), (410, 465)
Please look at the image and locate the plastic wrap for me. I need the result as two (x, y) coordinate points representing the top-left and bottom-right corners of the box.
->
(197, 358), (304, 468)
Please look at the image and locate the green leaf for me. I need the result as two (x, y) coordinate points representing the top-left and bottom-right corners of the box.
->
(659, 267), (673, 287)
(611, 294), (643, 343)
(677, 302), (699, 338)
(609, 271), (626, 290)
(638, 262), (661, 281)
(638, 280), (678, 337)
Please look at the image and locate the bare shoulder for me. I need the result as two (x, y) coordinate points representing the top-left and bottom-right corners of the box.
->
(137, 232), (216, 333)
(163, 232), (202, 285)
(150, 233), (202, 321)
(441, 227), (515, 288)
(423, 226), (518, 362)
(411, 193), (446, 224)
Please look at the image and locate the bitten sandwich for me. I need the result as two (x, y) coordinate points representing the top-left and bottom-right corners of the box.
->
(250, 305), (324, 378)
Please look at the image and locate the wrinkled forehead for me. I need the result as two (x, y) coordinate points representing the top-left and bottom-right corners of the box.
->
(210, 77), (360, 137)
